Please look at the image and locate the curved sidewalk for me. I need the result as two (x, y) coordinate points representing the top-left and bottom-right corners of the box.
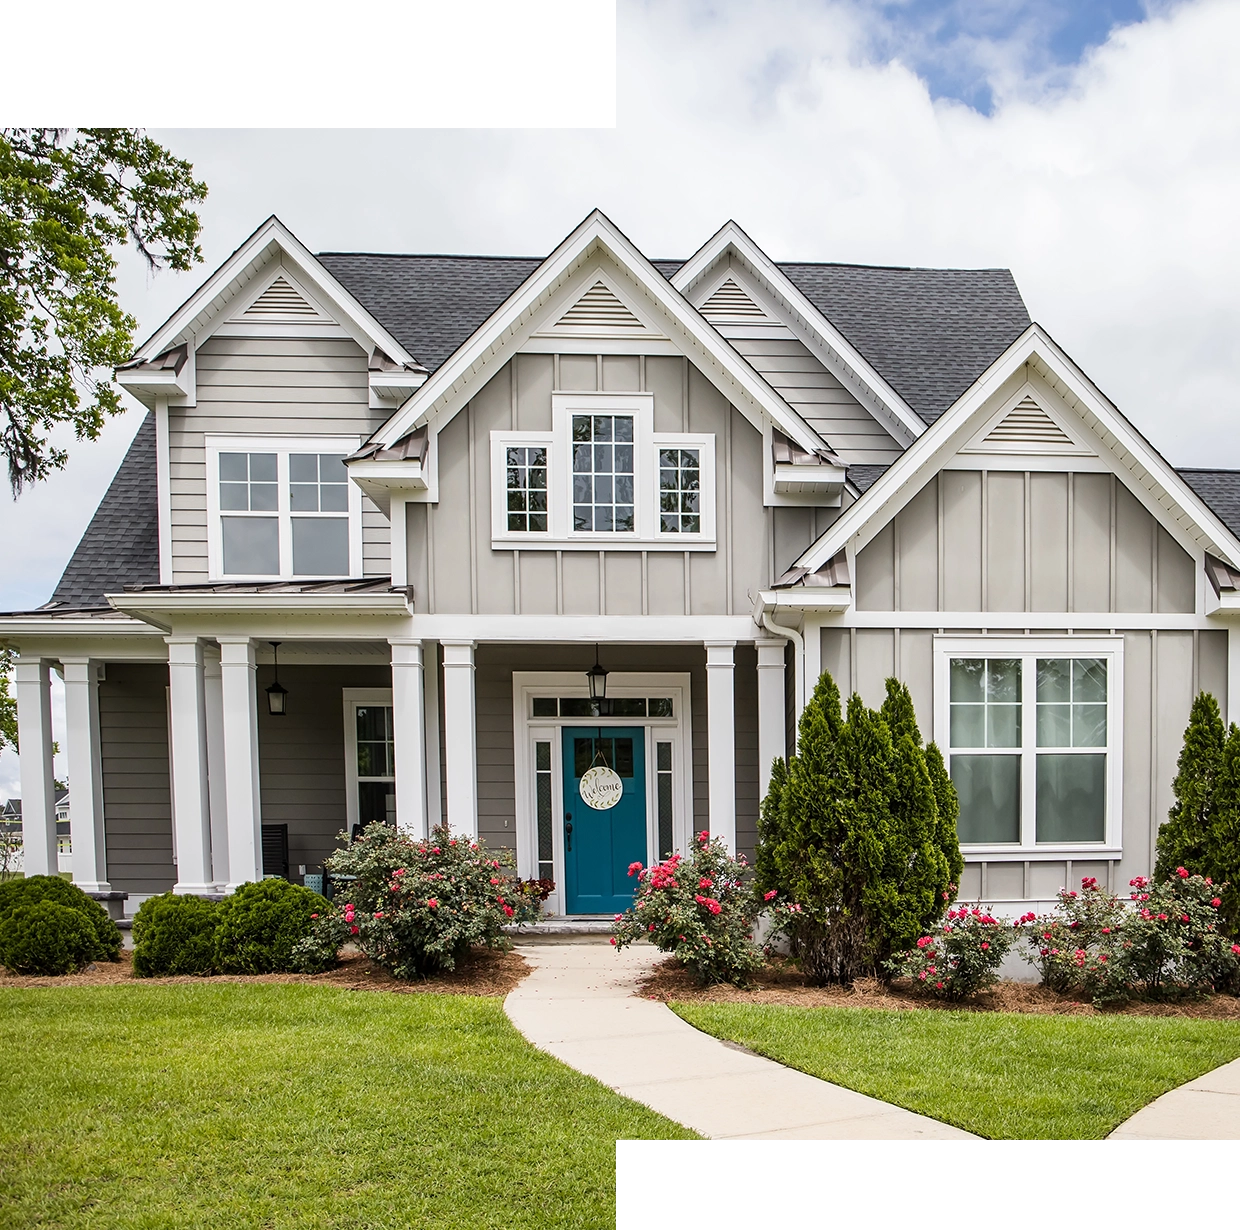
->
(504, 939), (973, 1139)
(1109, 1057), (1240, 1139)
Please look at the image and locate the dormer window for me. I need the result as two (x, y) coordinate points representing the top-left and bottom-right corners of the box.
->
(490, 393), (715, 549)
(206, 435), (363, 580)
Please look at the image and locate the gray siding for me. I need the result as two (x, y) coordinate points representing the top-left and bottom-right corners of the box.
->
(855, 471), (1196, 613)
(100, 663), (174, 895)
(256, 664), (391, 876)
(821, 625), (1229, 890)
(409, 354), (835, 617)
(171, 335), (391, 583)
(726, 336), (902, 462)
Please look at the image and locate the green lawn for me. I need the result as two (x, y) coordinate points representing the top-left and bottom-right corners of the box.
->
(0, 984), (694, 1229)
(674, 1001), (1240, 1139)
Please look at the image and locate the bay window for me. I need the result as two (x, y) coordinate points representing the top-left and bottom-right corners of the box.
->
(491, 392), (715, 548)
(207, 435), (362, 580)
(934, 638), (1122, 853)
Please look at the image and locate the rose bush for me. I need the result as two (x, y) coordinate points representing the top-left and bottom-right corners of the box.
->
(885, 904), (1018, 999)
(1020, 876), (1128, 994)
(291, 822), (529, 978)
(612, 832), (763, 985)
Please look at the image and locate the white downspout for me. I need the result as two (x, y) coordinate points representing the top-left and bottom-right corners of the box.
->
(759, 606), (805, 728)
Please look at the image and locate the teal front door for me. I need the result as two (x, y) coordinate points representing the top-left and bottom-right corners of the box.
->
(562, 727), (646, 915)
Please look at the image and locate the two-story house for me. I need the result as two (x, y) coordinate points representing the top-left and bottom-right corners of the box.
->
(4, 210), (1239, 919)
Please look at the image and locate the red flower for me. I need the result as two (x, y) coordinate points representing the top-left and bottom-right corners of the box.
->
(310, 913), (319, 919)
(763, 889), (778, 902)
(1176, 867), (1189, 878)
(698, 831), (710, 844)
(647, 924), (655, 933)
(935, 981), (944, 990)
(981, 942), (989, 951)
(428, 898), (439, 908)
(609, 937), (617, 946)
(490, 877), (501, 886)
(628, 862), (644, 877)
(373, 912), (384, 919)
(503, 904), (514, 917)
(1212, 898), (1222, 908)
(699, 877), (714, 890)
(350, 925), (359, 935)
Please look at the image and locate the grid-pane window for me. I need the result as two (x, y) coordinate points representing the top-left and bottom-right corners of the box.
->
(290, 454), (349, 575)
(506, 446), (548, 532)
(1035, 659), (1107, 843)
(572, 414), (634, 532)
(656, 741), (674, 860)
(535, 741), (554, 881)
(355, 705), (395, 830)
(949, 659), (1021, 844)
(220, 452), (279, 575)
(659, 448), (701, 533)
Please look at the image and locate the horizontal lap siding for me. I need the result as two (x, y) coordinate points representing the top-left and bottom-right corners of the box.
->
(99, 663), (175, 895)
(172, 336), (391, 583)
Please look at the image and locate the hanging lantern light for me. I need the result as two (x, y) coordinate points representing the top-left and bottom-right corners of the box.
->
(265, 641), (289, 716)
(586, 643), (609, 715)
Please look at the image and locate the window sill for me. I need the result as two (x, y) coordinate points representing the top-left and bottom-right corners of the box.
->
(960, 845), (1123, 862)
(491, 536), (716, 553)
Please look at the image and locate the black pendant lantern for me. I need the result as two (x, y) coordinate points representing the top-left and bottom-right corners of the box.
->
(586, 644), (609, 715)
(265, 641), (289, 716)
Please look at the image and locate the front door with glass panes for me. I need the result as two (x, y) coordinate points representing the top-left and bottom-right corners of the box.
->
(561, 727), (646, 915)
(353, 702), (395, 838)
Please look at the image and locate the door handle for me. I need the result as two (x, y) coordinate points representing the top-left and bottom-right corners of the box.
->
(564, 812), (573, 852)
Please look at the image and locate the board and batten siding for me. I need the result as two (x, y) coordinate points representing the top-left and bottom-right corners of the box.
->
(169, 335), (391, 583)
(404, 352), (842, 616)
(469, 644), (762, 860)
(725, 335), (902, 463)
(854, 471), (1196, 614)
(99, 663), (175, 896)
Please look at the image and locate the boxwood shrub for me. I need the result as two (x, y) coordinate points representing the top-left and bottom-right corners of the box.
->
(0, 875), (121, 974)
(213, 879), (326, 974)
(131, 892), (220, 977)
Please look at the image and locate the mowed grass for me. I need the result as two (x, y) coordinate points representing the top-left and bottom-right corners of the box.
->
(0, 984), (694, 1230)
(673, 1001), (1240, 1139)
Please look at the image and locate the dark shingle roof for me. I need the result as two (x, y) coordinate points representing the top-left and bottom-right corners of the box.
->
(778, 264), (1030, 424)
(846, 463), (891, 494)
(47, 413), (159, 609)
(318, 254), (543, 374)
(321, 252), (1029, 426)
(1177, 469), (1240, 542)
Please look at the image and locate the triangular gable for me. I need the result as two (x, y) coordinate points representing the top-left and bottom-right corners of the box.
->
(788, 323), (1240, 576)
(369, 209), (825, 456)
(700, 277), (770, 322)
(552, 279), (646, 332)
(959, 392), (1096, 458)
(127, 216), (420, 371)
(229, 273), (326, 323)
(672, 221), (926, 447)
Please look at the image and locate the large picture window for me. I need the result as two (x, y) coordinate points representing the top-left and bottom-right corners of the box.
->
(490, 393), (715, 548)
(207, 436), (362, 580)
(935, 638), (1122, 853)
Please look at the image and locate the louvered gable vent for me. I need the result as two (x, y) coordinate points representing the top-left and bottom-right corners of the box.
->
(555, 281), (643, 330)
(241, 275), (322, 319)
(700, 277), (768, 320)
(982, 397), (1074, 449)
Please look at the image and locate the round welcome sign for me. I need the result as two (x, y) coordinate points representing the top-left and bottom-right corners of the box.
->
(579, 765), (623, 810)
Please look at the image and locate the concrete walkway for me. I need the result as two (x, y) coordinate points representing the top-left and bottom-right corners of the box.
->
(1110, 1057), (1240, 1139)
(504, 939), (973, 1139)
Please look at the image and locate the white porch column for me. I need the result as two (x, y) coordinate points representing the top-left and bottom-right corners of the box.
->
(203, 649), (230, 888)
(15, 656), (58, 877)
(441, 639), (478, 838)
(61, 658), (110, 892)
(165, 636), (217, 893)
(756, 638), (787, 797)
(390, 639), (428, 839)
(218, 637), (263, 889)
(1229, 625), (1240, 726)
(705, 641), (737, 852)
(423, 641), (443, 828)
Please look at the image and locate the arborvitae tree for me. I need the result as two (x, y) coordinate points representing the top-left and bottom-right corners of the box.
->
(1207, 723), (1240, 938)
(924, 742), (964, 895)
(755, 671), (958, 984)
(1155, 692), (1226, 885)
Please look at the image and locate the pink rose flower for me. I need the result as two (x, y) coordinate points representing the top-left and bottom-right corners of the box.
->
(427, 898), (439, 908)
(1176, 867), (1189, 878)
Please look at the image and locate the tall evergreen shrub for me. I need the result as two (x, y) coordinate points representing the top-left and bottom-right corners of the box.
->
(756, 671), (960, 984)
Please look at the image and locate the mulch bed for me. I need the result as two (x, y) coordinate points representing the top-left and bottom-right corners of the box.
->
(638, 956), (1240, 1019)
(0, 946), (530, 998)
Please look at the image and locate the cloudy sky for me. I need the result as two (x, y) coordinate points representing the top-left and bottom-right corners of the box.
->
(2, 0), (1237, 792)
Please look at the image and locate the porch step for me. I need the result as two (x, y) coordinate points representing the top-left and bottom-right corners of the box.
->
(503, 919), (616, 939)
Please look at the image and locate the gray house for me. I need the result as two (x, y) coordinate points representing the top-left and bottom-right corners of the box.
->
(2, 211), (1237, 917)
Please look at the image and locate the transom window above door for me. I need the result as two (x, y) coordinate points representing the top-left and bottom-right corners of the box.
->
(206, 435), (362, 580)
(491, 392), (715, 549)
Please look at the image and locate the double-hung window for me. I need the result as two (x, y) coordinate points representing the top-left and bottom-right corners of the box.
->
(934, 637), (1123, 853)
(491, 393), (715, 548)
(207, 436), (362, 579)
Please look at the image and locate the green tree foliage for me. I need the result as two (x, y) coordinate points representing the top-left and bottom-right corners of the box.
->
(0, 649), (16, 755)
(1155, 692), (1226, 889)
(755, 672), (960, 984)
(0, 128), (207, 492)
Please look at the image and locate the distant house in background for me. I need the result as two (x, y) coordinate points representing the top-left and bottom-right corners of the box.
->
(0, 790), (71, 874)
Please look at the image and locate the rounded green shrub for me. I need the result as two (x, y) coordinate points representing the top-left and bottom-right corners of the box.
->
(0, 901), (101, 974)
(0, 875), (121, 970)
(213, 879), (326, 974)
(131, 892), (220, 977)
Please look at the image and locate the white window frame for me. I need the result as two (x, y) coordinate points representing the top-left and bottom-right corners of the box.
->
(206, 434), (363, 581)
(342, 688), (395, 833)
(511, 671), (693, 917)
(932, 635), (1125, 859)
(490, 392), (716, 550)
